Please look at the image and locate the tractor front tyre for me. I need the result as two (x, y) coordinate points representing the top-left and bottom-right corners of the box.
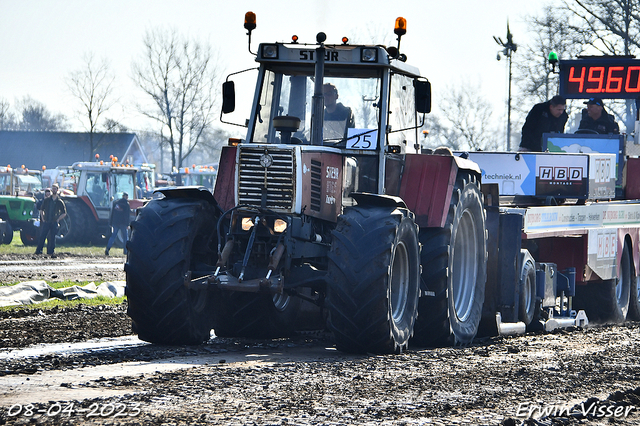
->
(2, 222), (13, 245)
(411, 172), (487, 347)
(20, 221), (38, 246)
(125, 198), (219, 345)
(326, 206), (420, 354)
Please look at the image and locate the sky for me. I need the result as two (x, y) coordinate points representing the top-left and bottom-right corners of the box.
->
(0, 0), (545, 136)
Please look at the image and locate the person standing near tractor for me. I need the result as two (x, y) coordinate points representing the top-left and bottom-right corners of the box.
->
(105, 192), (131, 256)
(34, 184), (66, 257)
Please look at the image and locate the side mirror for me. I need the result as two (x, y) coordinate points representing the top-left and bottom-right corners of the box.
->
(221, 81), (236, 114)
(415, 80), (431, 114)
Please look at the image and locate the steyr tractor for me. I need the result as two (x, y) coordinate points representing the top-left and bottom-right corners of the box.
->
(126, 15), (488, 354)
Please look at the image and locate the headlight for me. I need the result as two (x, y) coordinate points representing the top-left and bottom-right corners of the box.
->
(261, 44), (279, 59)
(273, 219), (287, 233)
(241, 217), (254, 231)
(361, 48), (378, 62)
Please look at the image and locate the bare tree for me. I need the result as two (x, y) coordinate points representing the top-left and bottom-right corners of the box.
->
(67, 52), (117, 159)
(103, 118), (129, 133)
(433, 83), (500, 151)
(0, 98), (16, 130)
(562, 0), (639, 55)
(16, 96), (66, 131)
(132, 27), (222, 170)
(516, 7), (584, 104)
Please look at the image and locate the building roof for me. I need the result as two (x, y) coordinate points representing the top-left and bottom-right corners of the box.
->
(0, 131), (148, 170)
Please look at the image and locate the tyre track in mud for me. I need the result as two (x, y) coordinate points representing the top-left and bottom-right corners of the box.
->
(2, 254), (640, 424)
(2, 305), (640, 425)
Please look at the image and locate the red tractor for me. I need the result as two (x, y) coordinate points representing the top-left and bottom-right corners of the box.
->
(126, 16), (487, 353)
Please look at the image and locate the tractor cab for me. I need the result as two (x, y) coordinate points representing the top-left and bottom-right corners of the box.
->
(221, 16), (431, 200)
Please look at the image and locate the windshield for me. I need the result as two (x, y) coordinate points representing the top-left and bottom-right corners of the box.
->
(114, 173), (135, 201)
(16, 175), (42, 194)
(252, 69), (381, 147)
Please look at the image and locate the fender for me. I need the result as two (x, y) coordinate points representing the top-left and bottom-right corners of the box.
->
(351, 192), (408, 209)
(395, 153), (481, 228)
(155, 186), (223, 216)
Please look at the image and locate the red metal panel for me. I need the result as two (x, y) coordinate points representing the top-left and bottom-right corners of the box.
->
(536, 236), (588, 283)
(624, 157), (640, 200)
(300, 152), (342, 222)
(397, 154), (457, 228)
(213, 146), (237, 212)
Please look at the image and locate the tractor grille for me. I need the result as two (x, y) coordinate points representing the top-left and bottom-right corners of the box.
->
(238, 147), (294, 210)
(310, 159), (322, 212)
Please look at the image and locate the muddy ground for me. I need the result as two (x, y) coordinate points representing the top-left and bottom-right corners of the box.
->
(0, 253), (126, 285)
(1, 254), (640, 425)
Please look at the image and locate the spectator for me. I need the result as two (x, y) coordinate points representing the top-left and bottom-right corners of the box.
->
(105, 192), (131, 256)
(35, 188), (51, 212)
(34, 184), (66, 258)
(519, 95), (568, 152)
(578, 97), (620, 134)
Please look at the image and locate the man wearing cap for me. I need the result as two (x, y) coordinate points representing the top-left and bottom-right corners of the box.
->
(578, 97), (620, 134)
(35, 184), (66, 257)
(519, 95), (569, 152)
(105, 192), (131, 256)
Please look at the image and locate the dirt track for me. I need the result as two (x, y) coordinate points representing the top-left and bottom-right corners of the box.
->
(0, 253), (126, 285)
(1, 254), (640, 425)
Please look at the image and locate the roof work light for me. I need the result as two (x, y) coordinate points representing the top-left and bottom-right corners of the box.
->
(394, 17), (407, 36)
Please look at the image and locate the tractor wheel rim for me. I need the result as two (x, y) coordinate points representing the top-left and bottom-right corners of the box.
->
(391, 240), (410, 324)
(452, 209), (478, 322)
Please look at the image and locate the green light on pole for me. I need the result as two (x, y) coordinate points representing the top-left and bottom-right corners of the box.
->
(548, 51), (558, 73)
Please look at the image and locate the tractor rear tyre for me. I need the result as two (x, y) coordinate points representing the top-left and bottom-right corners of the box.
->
(326, 206), (420, 354)
(411, 172), (487, 347)
(519, 252), (537, 327)
(56, 200), (89, 245)
(629, 247), (640, 321)
(125, 198), (219, 345)
(575, 242), (631, 323)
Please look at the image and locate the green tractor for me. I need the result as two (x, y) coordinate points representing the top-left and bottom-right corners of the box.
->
(0, 166), (40, 245)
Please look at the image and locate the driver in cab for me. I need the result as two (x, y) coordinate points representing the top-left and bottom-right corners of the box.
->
(578, 97), (620, 134)
(323, 83), (355, 140)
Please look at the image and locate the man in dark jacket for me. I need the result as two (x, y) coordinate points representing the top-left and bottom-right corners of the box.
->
(35, 184), (66, 257)
(578, 97), (620, 134)
(105, 192), (131, 256)
(519, 95), (568, 151)
(323, 83), (355, 141)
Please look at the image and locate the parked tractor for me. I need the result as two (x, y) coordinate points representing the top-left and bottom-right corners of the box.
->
(52, 161), (143, 245)
(0, 166), (39, 245)
(170, 164), (217, 193)
(126, 14), (640, 354)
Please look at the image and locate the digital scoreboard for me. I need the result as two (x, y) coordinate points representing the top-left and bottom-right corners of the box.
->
(559, 57), (640, 99)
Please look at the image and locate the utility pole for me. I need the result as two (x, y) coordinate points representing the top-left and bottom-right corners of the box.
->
(494, 22), (517, 151)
